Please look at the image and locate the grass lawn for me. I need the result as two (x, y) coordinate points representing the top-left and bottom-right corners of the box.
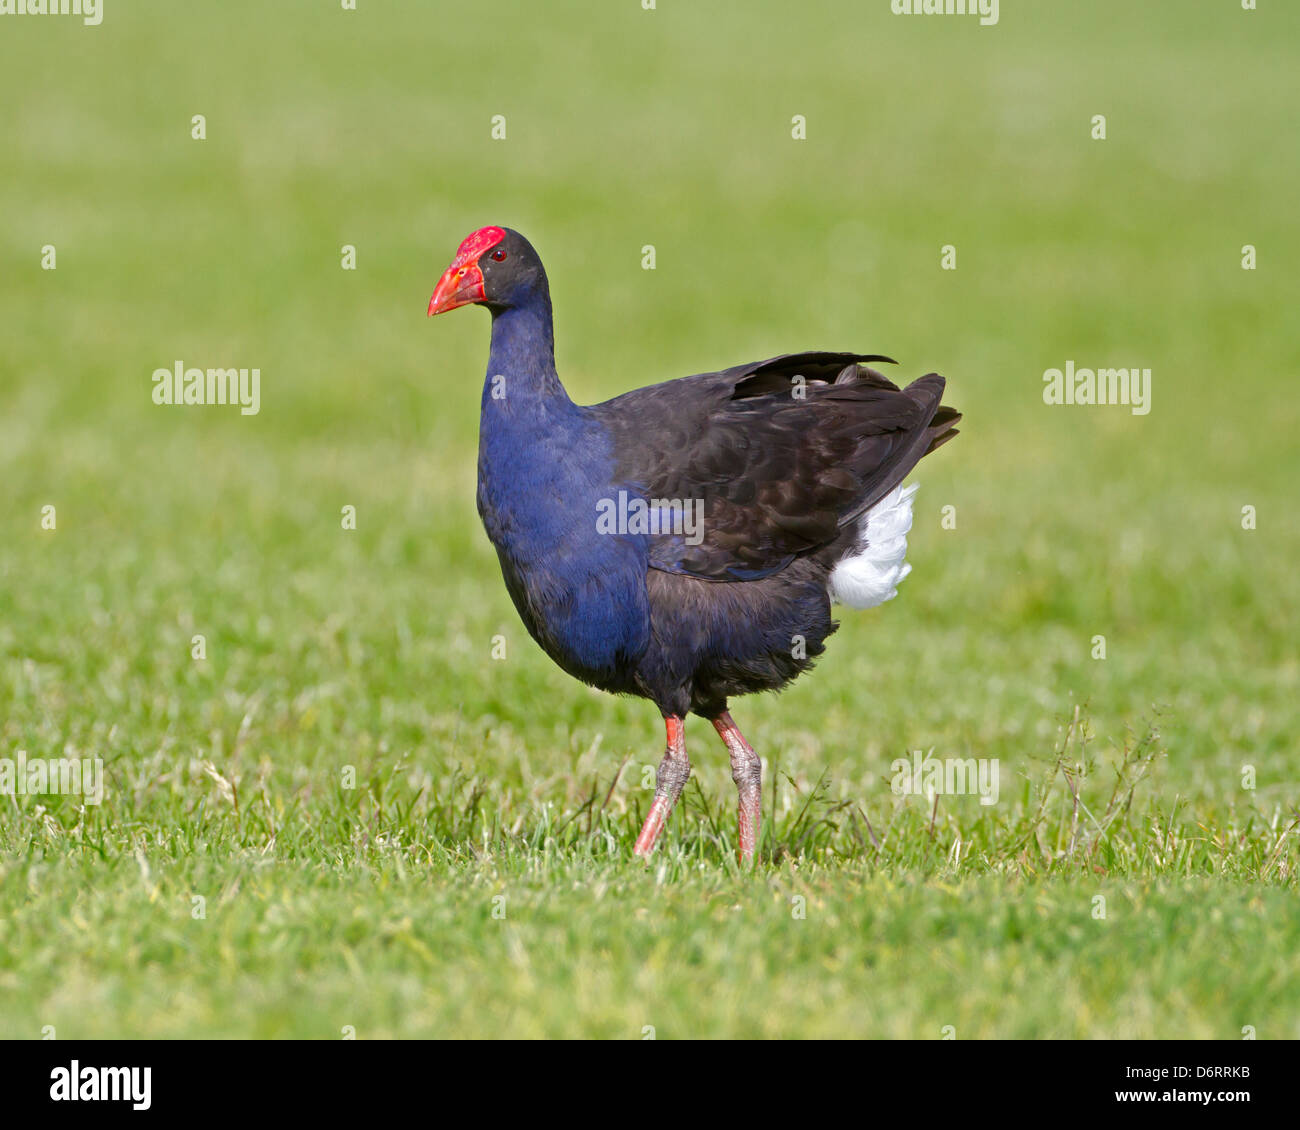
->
(1, 0), (1297, 1038)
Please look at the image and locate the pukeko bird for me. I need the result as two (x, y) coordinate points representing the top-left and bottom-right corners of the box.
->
(428, 226), (960, 862)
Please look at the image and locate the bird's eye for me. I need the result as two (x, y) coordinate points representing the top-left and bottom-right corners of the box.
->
(490, 248), (507, 262)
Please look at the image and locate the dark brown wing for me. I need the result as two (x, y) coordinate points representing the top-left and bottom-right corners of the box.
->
(592, 352), (960, 581)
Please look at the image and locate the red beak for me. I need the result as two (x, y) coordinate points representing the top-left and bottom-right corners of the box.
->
(428, 261), (485, 316)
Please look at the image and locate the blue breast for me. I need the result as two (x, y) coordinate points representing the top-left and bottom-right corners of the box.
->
(475, 307), (650, 687)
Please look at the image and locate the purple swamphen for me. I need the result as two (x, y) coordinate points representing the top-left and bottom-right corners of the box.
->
(428, 226), (960, 862)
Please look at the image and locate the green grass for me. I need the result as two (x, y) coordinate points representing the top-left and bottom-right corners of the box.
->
(1, 0), (1298, 1038)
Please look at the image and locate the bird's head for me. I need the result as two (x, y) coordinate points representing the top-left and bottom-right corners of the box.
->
(428, 226), (547, 317)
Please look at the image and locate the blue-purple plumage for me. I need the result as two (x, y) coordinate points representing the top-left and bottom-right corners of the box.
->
(429, 224), (960, 859)
(461, 229), (958, 720)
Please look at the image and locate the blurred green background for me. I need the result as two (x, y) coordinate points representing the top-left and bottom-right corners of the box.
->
(1, 0), (1297, 1038)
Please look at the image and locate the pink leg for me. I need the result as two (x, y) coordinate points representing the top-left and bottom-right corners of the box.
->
(633, 716), (690, 857)
(712, 711), (762, 863)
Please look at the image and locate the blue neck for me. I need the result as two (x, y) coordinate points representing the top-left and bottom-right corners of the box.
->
(483, 295), (570, 411)
(477, 287), (592, 521)
(473, 291), (648, 683)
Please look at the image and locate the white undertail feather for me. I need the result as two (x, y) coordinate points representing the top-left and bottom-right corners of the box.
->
(828, 483), (918, 609)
